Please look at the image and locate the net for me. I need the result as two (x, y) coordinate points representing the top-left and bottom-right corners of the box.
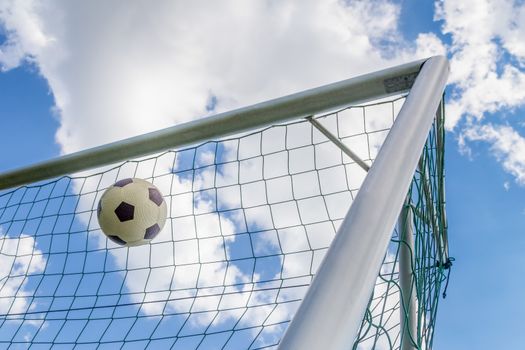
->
(0, 97), (448, 349)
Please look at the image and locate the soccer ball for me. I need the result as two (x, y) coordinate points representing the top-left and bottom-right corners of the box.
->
(97, 178), (167, 246)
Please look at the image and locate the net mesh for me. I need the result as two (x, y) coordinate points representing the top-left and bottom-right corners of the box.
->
(0, 97), (448, 350)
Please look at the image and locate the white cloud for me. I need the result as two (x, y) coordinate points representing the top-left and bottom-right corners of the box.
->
(0, 0), (442, 154)
(434, 0), (525, 184)
(436, 0), (525, 128)
(463, 123), (525, 184)
(0, 232), (46, 316)
(0, 0), (52, 70)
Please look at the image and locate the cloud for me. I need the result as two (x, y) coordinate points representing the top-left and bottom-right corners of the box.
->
(0, 0), (443, 153)
(434, 0), (525, 184)
(436, 0), (525, 128)
(0, 0), (52, 70)
(463, 123), (525, 184)
(0, 232), (46, 316)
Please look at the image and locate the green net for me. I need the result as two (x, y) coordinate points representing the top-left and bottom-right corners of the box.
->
(0, 97), (448, 349)
(354, 100), (449, 349)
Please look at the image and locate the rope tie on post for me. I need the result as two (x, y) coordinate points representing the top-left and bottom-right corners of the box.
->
(436, 257), (455, 299)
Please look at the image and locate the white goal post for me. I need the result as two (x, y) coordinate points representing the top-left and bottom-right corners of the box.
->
(0, 56), (449, 349)
(277, 56), (448, 350)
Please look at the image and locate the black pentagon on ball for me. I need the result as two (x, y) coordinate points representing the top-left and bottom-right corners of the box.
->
(144, 223), (161, 240)
(107, 235), (127, 246)
(114, 178), (133, 187)
(115, 202), (134, 222)
(97, 201), (102, 219)
(148, 188), (164, 206)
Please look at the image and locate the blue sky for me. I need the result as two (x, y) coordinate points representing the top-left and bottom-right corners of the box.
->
(1, 0), (525, 349)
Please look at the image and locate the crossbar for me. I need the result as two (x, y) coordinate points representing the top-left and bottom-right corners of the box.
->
(0, 59), (426, 191)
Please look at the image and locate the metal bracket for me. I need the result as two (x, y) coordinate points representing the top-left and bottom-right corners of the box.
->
(306, 116), (370, 172)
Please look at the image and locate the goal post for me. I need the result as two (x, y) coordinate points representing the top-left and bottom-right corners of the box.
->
(0, 56), (449, 349)
(276, 56), (448, 350)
